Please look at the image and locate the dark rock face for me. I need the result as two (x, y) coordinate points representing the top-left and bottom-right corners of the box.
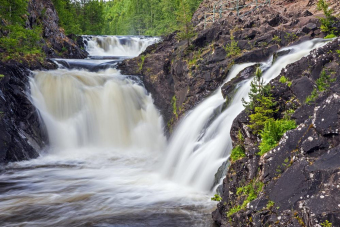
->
(28, 0), (88, 60)
(212, 37), (340, 227)
(118, 3), (325, 131)
(0, 63), (48, 162)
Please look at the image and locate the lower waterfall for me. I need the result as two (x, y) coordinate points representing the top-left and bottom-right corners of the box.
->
(0, 37), (329, 226)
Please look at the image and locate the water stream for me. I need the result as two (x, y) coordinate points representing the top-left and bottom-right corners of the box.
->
(0, 36), (328, 226)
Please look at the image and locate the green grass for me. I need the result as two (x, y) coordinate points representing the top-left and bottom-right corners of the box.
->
(171, 95), (178, 119)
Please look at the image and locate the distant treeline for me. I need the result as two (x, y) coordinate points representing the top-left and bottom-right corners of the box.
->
(52, 0), (202, 36)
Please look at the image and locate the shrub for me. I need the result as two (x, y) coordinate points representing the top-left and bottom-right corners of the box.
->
(230, 145), (246, 162)
(321, 220), (332, 227)
(279, 76), (287, 83)
(272, 35), (281, 44)
(224, 34), (241, 58)
(317, 0), (339, 36)
(258, 119), (296, 155)
(305, 70), (335, 104)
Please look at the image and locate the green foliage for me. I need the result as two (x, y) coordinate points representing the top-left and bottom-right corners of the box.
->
(242, 68), (277, 134)
(305, 70), (335, 104)
(337, 50), (340, 58)
(177, 0), (196, 46)
(227, 180), (264, 217)
(139, 55), (146, 72)
(272, 35), (281, 44)
(101, 0), (202, 36)
(211, 194), (222, 202)
(0, 0), (44, 61)
(224, 35), (241, 58)
(321, 220), (333, 227)
(171, 95), (178, 119)
(249, 95), (277, 134)
(317, 0), (339, 36)
(258, 119), (296, 155)
(279, 76), (287, 83)
(266, 200), (275, 209)
(325, 34), (337, 39)
(279, 76), (292, 87)
(230, 145), (246, 162)
(188, 49), (202, 67)
(284, 32), (298, 43)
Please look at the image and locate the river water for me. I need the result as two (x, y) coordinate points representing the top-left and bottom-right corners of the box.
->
(0, 36), (329, 226)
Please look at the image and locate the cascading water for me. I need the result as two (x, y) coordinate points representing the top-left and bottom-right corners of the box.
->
(83, 35), (160, 57)
(0, 36), (329, 226)
(162, 38), (329, 192)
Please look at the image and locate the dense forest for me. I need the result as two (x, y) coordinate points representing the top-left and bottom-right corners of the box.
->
(53, 0), (202, 36)
(0, 0), (42, 60)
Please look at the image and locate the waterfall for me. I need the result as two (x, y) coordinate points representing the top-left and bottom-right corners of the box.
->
(162, 38), (328, 192)
(30, 68), (166, 153)
(0, 36), (330, 226)
(83, 35), (160, 57)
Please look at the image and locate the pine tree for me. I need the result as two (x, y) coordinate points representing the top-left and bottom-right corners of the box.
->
(176, 0), (195, 46)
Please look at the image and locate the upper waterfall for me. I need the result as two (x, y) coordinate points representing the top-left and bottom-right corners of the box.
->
(83, 36), (160, 58)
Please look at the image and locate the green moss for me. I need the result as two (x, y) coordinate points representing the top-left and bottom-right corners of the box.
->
(227, 180), (264, 217)
(211, 194), (222, 202)
(0, 74), (4, 78)
(266, 200), (275, 209)
(139, 55), (146, 72)
(171, 95), (178, 119)
(305, 70), (335, 104)
(230, 145), (246, 162)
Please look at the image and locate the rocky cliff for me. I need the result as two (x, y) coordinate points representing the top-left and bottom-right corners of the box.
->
(213, 36), (340, 227)
(0, 0), (87, 162)
(119, 0), (340, 226)
(118, 0), (336, 132)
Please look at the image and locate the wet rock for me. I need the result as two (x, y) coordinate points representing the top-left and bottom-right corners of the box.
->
(0, 63), (48, 162)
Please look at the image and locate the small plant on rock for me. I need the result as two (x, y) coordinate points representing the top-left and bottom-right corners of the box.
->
(317, 0), (339, 37)
(224, 34), (241, 58)
(211, 194), (222, 202)
(258, 119), (296, 155)
(230, 145), (246, 162)
(321, 220), (332, 227)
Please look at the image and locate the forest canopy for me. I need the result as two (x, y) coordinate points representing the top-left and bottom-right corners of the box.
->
(52, 0), (203, 36)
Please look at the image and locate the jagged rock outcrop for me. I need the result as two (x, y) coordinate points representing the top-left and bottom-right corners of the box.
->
(212, 37), (340, 227)
(0, 63), (48, 162)
(0, 0), (87, 162)
(28, 0), (88, 61)
(118, 0), (330, 131)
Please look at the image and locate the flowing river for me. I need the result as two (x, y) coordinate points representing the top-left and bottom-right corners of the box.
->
(0, 36), (329, 226)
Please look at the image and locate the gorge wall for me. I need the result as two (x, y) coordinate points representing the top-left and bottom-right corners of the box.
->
(119, 0), (340, 226)
(0, 0), (87, 162)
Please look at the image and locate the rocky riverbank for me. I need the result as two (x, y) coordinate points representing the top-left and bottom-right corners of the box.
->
(119, 0), (340, 226)
(118, 0), (336, 132)
(0, 0), (87, 163)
